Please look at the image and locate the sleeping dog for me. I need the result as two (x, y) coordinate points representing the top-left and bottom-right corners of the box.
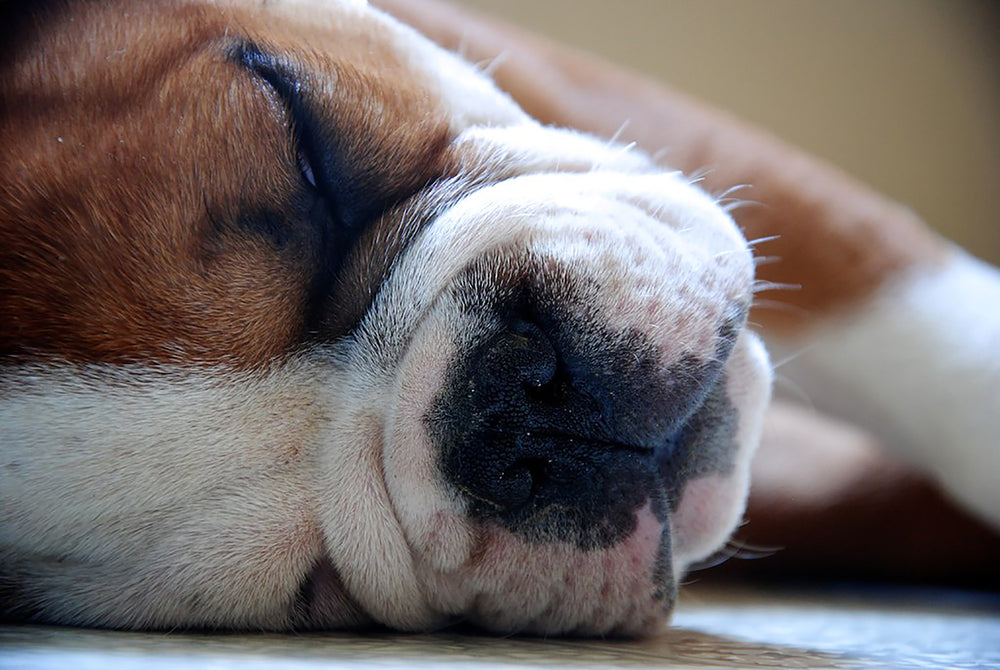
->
(1, 0), (997, 636)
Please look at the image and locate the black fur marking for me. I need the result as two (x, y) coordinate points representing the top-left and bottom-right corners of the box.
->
(651, 527), (675, 605)
(0, 0), (75, 64)
(230, 42), (451, 340)
(233, 44), (362, 260)
(428, 262), (741, 551)
(656, 374), (739, 511)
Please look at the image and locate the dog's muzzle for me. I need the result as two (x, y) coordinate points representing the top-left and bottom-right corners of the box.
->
(428, 288), (739, 551)
(368, 166), (765, 635)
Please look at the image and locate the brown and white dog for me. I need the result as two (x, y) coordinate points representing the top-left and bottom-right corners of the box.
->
(1, 0), (997, 636)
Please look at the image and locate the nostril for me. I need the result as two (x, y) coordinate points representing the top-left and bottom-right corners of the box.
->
(502, 316), (560, 392)
(522, 369), (569, 405)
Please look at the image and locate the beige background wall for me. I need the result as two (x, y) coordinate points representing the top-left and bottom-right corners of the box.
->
(458, 0), (1000, 265)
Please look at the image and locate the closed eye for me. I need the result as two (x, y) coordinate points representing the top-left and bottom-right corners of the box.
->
(297, 146), (317, 189)
(231, 42), (352, 333)
(234, 44), (332, 197)
(228, 39), (452, 339)
(232, 39), (451, 236)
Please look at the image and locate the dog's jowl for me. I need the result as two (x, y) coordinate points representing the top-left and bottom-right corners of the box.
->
(0, 0), (771, 635)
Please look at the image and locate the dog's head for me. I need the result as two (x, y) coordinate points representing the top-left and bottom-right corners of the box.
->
(0, 0), (771, 636)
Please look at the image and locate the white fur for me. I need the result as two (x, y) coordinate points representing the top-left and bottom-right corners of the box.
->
(0, 360), (339, 628)
(0, 155), (770, 632)
(772, 250), (1000, 528)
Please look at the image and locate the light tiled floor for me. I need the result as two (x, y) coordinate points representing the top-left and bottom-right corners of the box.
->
(2, 585), (998, 669)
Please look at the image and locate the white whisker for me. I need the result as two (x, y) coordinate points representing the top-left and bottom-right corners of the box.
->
(746, 234), (781, 247)
(770, 343), (816, 371)
(713, 183), (751, 200)
(713, 248), (744, 260)
(476, 51), (508, 77)
(721, 199), (759, 213)
(752, 280), (801, 293)
(455, 36), (469, 60)
(605, 120), (630, 147)
(686, 166), (712, 185)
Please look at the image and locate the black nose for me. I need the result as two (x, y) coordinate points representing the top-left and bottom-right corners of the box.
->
(455, 316), (571, 511)
(490, 317), (561, 403)
(428, 302), (730, 550)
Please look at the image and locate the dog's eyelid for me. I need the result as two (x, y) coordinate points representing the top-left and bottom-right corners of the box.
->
(232, 42), (323, 192)
(233, 42), (301, 103)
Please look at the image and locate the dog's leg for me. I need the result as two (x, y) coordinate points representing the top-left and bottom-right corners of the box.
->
(766, 251), (1000, 528)
(376, 0), (1000, 528)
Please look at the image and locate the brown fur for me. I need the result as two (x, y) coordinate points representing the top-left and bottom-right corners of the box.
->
(723, 402), (1000, 586)
(0, 0), (451, 367)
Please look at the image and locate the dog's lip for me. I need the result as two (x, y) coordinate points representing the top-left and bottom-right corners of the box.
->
(481, 427), (657, 455)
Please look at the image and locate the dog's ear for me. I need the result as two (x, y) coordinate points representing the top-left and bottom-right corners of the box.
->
(375, 0), (1000, 568)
